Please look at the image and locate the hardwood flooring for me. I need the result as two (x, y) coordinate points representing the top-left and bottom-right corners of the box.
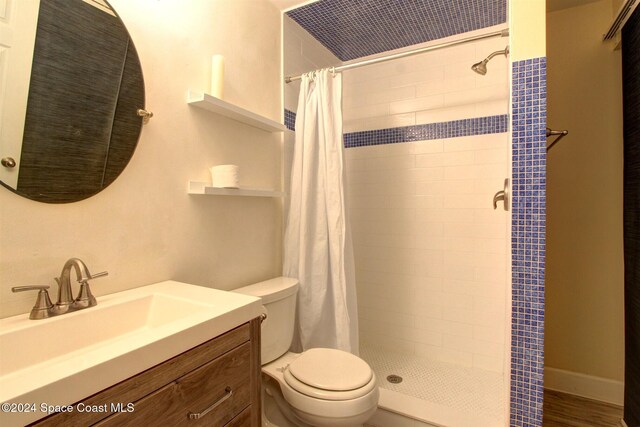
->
(543, 389), (624, 427)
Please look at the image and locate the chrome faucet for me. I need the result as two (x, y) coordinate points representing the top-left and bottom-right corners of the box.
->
(12, 258), (108, 319)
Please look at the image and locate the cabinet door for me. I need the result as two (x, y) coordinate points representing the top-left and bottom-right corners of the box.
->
(97, 342), (251, 427)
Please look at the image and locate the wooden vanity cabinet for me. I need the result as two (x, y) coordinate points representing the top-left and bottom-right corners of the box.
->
(30, 318), (261, 427)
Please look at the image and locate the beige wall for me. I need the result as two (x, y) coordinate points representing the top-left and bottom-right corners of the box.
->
(546, 0), (624, 382)
(510, 0), (546, 61)
(0, 0), (283, 318)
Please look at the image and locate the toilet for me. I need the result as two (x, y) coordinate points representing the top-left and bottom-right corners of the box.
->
(234, 277), (379, 427)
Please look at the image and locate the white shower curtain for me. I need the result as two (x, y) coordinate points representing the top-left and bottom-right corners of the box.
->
(283, 69), (358, 355)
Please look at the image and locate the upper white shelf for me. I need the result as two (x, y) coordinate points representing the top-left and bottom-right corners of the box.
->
(187, 91), (286, 133)
(188, 181), (285, 198)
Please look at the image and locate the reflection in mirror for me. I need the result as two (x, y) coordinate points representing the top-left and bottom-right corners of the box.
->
(0, 0), (144, 203)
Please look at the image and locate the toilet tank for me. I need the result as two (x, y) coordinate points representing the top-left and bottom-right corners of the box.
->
(233, 277), (299, 364)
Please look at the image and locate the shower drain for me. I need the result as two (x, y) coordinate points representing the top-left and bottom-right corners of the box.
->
(386, 374), (403, 384)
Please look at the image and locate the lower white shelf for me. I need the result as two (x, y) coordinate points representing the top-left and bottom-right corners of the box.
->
(188, 181), (285, 198)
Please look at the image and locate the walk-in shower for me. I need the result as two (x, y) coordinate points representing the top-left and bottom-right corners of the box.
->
(283, 1), (515, 426)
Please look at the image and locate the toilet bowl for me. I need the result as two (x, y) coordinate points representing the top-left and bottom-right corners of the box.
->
(233, 277), (379, 427)
(263, 350), (379, 426)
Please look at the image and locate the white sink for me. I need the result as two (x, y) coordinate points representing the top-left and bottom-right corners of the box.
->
(0, 281), (262, 426)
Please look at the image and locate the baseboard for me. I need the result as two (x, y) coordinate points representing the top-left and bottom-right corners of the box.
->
(619, 418), (627, 427)
(544, 367), (624, 405)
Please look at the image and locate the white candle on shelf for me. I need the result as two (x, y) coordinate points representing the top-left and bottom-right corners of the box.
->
(211, 55), (225, 99)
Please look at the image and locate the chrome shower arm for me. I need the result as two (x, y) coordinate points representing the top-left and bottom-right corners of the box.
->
(485, 46), (510, 62)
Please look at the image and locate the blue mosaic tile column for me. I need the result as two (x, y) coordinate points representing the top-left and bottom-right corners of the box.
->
(284, 109), (296, 131)
(510, 57), (547, 427)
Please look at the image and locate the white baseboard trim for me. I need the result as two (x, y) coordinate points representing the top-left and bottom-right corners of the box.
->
(544, 366), (624, 405)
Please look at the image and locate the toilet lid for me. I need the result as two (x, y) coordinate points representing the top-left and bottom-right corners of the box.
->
(287, 348), (373, 391)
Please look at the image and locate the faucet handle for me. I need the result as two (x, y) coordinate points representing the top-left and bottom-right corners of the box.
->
(72, 271), (107, 309)
(11, 286), (54, 320)
(88, 271), (108, 281)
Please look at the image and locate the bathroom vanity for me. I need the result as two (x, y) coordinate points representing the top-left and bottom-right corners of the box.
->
(30, 319), (261, 426)
(0, 281), (263, 426)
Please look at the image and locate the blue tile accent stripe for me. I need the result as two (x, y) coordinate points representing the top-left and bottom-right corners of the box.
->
(344, 115), (508, 148)
(285, 109), (296, 131)
(287, 0), (507, 61)
(510, 57), (546, 427)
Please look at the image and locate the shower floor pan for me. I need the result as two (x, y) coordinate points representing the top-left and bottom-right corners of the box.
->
(361, 345), (507, 427)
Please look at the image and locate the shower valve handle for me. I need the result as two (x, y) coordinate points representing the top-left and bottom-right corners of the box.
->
(493, 179), (509, 211)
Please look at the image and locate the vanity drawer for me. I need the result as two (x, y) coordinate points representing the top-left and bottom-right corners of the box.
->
(29, 321), (256, 427)
(226, 406), (252, 426)
(97, 341), (251, 426)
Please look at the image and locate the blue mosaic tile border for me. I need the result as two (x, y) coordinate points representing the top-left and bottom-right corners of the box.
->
(344, 115), (508, 148)
(287, 0), (507, 61)
(510, 57), (546, 427)
(284, 109), (296, 131)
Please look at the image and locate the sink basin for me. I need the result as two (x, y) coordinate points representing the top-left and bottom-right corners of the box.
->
(0, 281), (262, 426)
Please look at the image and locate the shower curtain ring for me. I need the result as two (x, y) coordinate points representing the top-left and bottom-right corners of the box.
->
(330, 67), (336, 77)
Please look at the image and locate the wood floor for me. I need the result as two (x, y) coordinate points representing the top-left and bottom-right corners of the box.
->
(543, 389), (624, 427)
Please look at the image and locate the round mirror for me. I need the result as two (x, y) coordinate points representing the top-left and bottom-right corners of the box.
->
(0, 0), (145, 203)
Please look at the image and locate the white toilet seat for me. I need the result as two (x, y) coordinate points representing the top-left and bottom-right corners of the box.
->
(287, 348), (373, 390)
(280, 372), (379, 420)
(262, 350), (379, 424)
(284, 367), (377, 400)
(282, 348), (377, 401)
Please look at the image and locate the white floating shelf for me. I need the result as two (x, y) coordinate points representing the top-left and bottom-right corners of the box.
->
(187, 91), (286, 132)
(188, 181), (285, 198)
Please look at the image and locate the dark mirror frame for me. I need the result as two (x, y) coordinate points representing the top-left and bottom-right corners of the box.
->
(0, 0), (145, 203)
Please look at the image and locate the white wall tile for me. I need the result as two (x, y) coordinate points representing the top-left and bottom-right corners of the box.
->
(366, 154), (416, 170)
(416, 151), (475, 168)
(390, 94), (445, 115)
(344, 103), (390, 121)
(416, 180), (473, 195)
(475, 148), (508, 164)
(476, 99), (509, 116)
(474, 325), (505, 344)
(389, 67), (445, 88)
(345, 36), (509, 371)
(412, 140), (445, 154)
(415, 104), (477, 125)
(416, 208), (476, 223)
(344, 112), (416, 133)
(415, 344), (473, 367)
(473, 354), (504, 373)
(443, 133), (508, 152)
(444, 84), (508, 108)
(345, 85), (416, 109)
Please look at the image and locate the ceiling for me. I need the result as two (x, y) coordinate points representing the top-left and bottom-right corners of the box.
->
(274, 0), (603, 62)
(274, 0), (609, 15)
(286, 0), (507, 61)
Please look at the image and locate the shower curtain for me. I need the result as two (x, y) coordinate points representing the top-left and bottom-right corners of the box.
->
(283, 69), (359, 354)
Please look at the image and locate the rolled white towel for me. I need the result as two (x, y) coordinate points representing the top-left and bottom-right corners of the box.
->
(210, 164), (239, 188)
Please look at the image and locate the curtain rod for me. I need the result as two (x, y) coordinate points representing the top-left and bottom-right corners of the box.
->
(284, 28), (509, 83)
(603, 0), (637, 40)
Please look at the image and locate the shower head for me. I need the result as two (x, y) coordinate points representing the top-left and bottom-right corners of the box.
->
(471, 46), (509, 75)
(471, 60), (488, 75)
